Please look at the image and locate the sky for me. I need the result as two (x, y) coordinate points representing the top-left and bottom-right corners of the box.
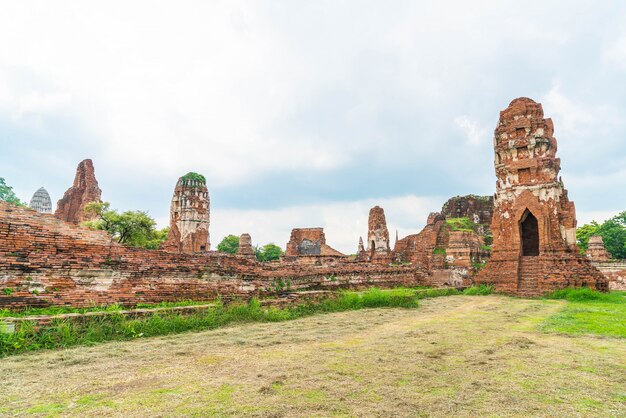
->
(1, 1), (625, 253)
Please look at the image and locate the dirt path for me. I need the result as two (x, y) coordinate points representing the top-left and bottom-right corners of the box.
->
(1, 295), (624, 417)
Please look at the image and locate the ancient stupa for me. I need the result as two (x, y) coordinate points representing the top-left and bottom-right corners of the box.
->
(475, 98), (606, 295)
(161, 172), (210, 253)
(29, 187), (52, 213)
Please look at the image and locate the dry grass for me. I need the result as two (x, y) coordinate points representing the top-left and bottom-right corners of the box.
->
(1, 295), (624, 417)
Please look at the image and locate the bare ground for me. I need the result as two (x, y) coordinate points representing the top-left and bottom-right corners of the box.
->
(1, 295), (624, 417)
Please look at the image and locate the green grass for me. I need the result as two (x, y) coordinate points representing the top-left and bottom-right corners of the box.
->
(445, 217), (478, 232)
(0, 299), (215, 318)
(462, 284), (494, 295)
(0, 288), (420, 357)
(541, 289), (626, 338)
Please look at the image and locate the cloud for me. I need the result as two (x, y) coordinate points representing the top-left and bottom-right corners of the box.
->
(454, 115), (487, 146)
(604, 34), (626, 71)
(1, 1), (625, 251)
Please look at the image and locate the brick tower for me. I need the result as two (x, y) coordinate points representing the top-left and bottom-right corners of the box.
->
(475, 98), (606, 295)
(161, 172), (210, 253)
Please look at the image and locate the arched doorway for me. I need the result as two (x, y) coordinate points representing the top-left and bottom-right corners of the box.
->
(520, 210), (539, 256)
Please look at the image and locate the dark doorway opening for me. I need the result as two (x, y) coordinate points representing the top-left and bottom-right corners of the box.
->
(520, 210), (539, 256)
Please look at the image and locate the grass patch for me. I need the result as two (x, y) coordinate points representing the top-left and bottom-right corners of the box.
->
(445, 217), (478, 232)
(544, 287), (625, 303)
(540, 289), (625, 338)
(0, 299), (215, 318)
(462, 284), (494, 295)
(0, 288), (419, 357)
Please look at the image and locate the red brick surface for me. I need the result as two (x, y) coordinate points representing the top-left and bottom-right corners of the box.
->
(0, 202), (425, 309)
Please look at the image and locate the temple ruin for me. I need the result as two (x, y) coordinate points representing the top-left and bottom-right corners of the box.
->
(0, 96), (618, 310)
(474, 98), (607, 295)
(359, 206), (393, 263)
(29, 187), (52, 214)
(161, 173), (210, 253)
(55, 159), (102, 223)
(283, 227), (346, 264)
(586, 235), (611, 262)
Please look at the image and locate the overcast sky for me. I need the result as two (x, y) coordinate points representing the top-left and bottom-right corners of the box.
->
(1, 1), (625, 253)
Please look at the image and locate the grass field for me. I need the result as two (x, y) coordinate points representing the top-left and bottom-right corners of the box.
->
(1, 294), (624, 417)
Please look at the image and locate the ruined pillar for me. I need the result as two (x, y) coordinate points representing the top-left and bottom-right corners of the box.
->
(367, 206), (392, 263)
(475, 98), (606, 295)
(587, 236), (611, 261)
(55, 159), (102, 223)
(161, 172), (210, 253)
(237, 233), (257, 259)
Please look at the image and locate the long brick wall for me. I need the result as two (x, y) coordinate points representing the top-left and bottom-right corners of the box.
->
(0, 203), (427, 309)
(592, 261), (626, 291)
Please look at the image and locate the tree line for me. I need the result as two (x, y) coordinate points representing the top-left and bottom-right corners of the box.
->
(216, 235), (283, 262)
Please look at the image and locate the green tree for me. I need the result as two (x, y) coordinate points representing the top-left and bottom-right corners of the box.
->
(83, 201), (168, 249)
(0, 177), (26, 206)
(576, 222), (600, 253)
(217, 235), (240, 254)
(255, 243), (284, 262)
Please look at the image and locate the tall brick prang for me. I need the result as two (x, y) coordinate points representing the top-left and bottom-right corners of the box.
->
(161, 172), (210, 253)
(55, 159), (102, 223)
(475, 98), (606, 295)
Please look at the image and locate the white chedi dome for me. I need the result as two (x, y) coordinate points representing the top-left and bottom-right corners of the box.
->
(29, 187), (52, 213)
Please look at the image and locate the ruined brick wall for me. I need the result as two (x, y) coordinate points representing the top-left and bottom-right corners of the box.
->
(285, 228), (344, 257)
(0, 202), (423, 309)
(474, 98), (606, 296)
(441, 195), (494, 225)
(54, 159), (102, 224)
(592, 261), (626, 290)
(161, 174), (210, 253)
(393, 206), (489, 272)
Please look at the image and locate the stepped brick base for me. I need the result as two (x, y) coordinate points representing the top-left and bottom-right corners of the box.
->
(476, 252), (608, 297)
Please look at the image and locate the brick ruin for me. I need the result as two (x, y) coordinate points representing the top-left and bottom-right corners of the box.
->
(283, 228), (346, 265)
(237, 233), (257, 259)
(586, 235), (611, 262)
(393, 195), (493, 287)
(0, 97), (619, 310)
(356, 206), (393, 264)
(0, 202), (424, 309)
(585, 235), (626, 290)
(54, 159), (102, 224)
(29, 187), (52, 214)
(160, 173), (210, 253)
(474, 98), (607, 295)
